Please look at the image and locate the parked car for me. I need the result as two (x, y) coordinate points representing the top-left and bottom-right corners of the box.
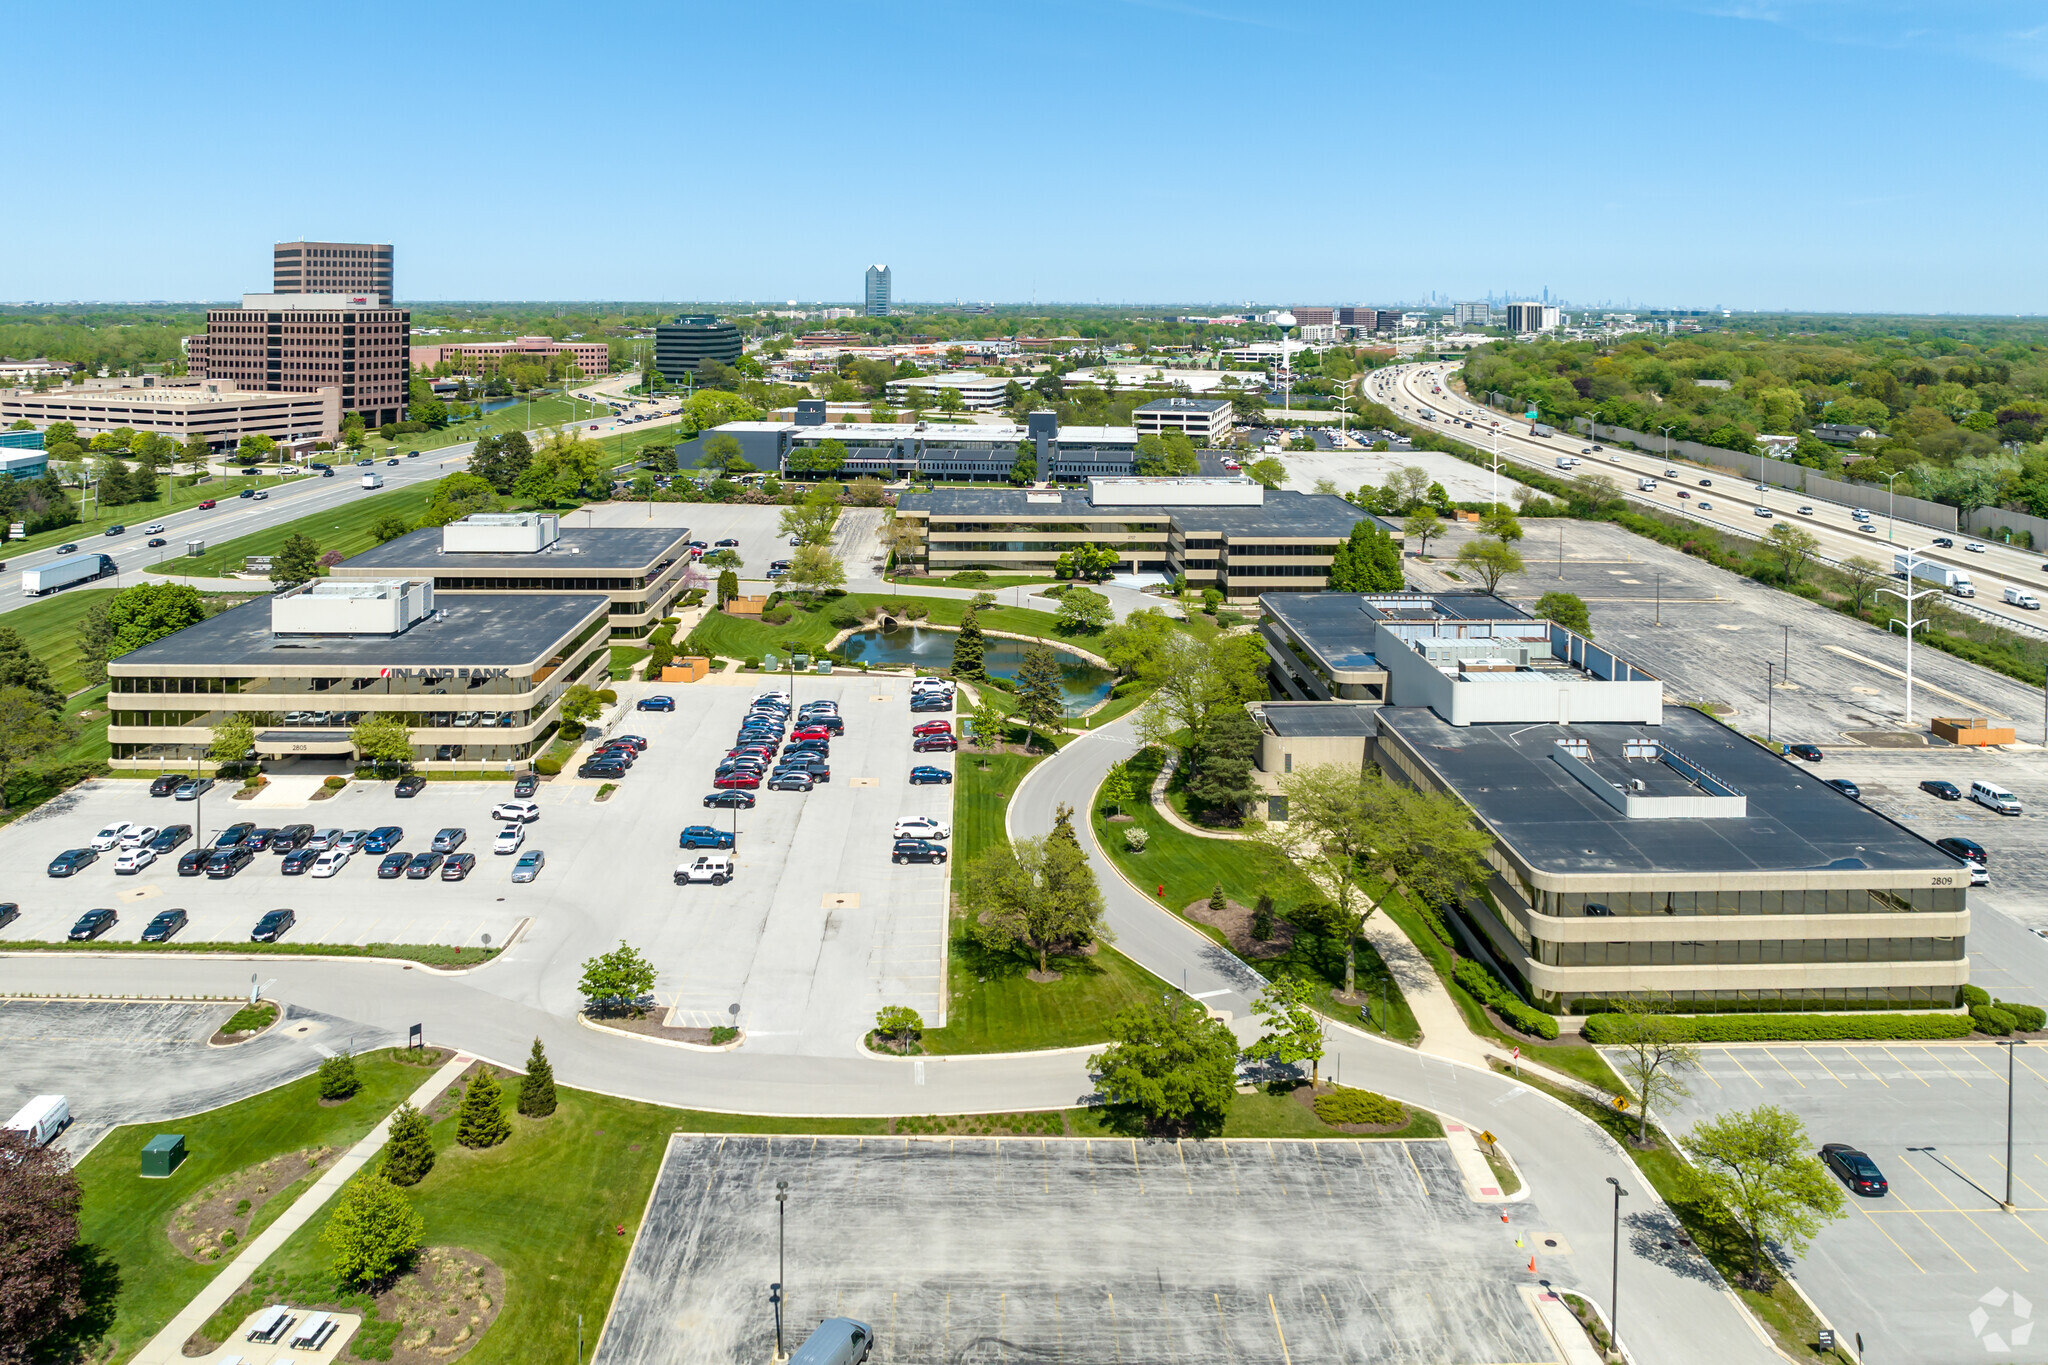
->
(311, 849), (350, 878)
(362, 826), (404, 854)
(114, 847), (158, 875)
(892, 838), (948, 865)
(214, 821), (256, 849)
(177, 848), (211, 875)
(674, 854), (734, 886)
(395, 775), (427, 798)
(377, 852), (411, 878)
(280, 846), (320, 875)
(250, 908), (296, 942)
(714, 771), (762, 789)
(405, 851), (445, 879)
(1936, 836), (1988, 866)
(1920, 779), (1961, 800)
(679, 825), (736, 849)
(1820, 1143), (1888, 1196)
(493, 824), (526, 854)
(775, 757), (829, 781)
(637, 695), (676, 712)
(440, 852), (477, 881)
(68, 908), (117, 941)
(767, 770), (815, 792)
(120, 824), (160, 848)
(510, 850), (545, 883)
(430, 828), (467, 853)
(607, 735), (648, 752)
(140, 908), (188, 943)
(0, 902), (14, 931)
(714, 537), (740, 548)
(512, 773), (539, 798)
(909, 696), (953, 713)
(911, 720), (953, 738)
(148, 824), (192, 853)
(90, 822), (137, 851)
(48, 848), (97, 877)
(912, 735), (959, 753)
(579, 758), (628, 779)
(306, 828), (342, 850)
(893, 817), (951, 840)
(491, 800), (540, 823)
(174, 777), (215, 800)
(149, 774), (184, 797)
(1825, 778), (1862, 800)
(206, 846), (256, 878)
(1786, 743), (1824, 762)
(909, 765), (953, 785)
(245, 828), (280, 852)
(704, 790), (756, 809)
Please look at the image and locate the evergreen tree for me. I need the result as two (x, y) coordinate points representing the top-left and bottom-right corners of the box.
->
(1252, 895), (1275, 940)
(317, 1051), (359, 1101)
(1187, 706), (1261, 816)
(272, 532), (323, 586)
(951, 608), (987, 679)
(1013, 645), (1066, 750)
(322, 1174), (422, 1288)
(382, 1103), (435, 1186)
(1209, 884), (1227, 917)
(455, 1068), (512, 1149)
(1049, 800), (1081, 852)
(517, 1037), (558, 1118)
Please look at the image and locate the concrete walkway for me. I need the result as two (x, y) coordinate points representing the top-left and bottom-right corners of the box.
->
(131, 1052), (473, 1365)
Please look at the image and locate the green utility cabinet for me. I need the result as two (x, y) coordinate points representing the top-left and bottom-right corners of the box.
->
(140, 1133), (186, 1178)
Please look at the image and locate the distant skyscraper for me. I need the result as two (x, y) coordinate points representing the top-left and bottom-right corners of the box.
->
(865, 264), (892, 317)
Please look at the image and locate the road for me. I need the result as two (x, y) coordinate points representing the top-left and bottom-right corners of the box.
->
(1373, 362), (2048, 639)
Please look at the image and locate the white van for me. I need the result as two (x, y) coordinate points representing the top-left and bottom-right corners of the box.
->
(1638, 477), (1658, 492)
(1970, 780), (2023, 816)
(4, 1095), (70, 1146)
(2003, 586), (2041, 610)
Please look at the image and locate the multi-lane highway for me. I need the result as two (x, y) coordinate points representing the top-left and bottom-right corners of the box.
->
(1372, 362), (2048, 637)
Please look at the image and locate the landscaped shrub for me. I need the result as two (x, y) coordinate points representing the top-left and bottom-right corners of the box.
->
(829, 610), (863, 629)
(1452, 959), (1559, 1039)
(597, 689), (618, 705)
(744, 656), (761, 670)
(1123, 826), (1149, 852)
(317, 1051), (359, 1101)
(949, 569), (991, 584)
(1996, 999), (2046, 1032)
(322, 776), (347, 790)
(1963, 984), (1991, 1007)
(760, 607), (795, 625)
(533, 756), (563, 776)
(1313, 1087), (1406, 1126)
(1581, 1012), (1976, 1044)
(1972, 1005), (2016, 1035)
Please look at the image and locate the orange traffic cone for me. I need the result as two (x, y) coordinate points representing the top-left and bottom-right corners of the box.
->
(1527, 1256), (1536, 1273)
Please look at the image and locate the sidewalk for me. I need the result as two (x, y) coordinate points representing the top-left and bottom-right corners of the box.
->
(131, 1052), (472, 1365)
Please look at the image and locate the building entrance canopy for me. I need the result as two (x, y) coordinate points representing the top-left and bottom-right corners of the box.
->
(255, 729), (355, 756)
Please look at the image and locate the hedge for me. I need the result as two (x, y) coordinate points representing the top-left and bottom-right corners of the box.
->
(1313, 1087), (1406, 1125)
(1581, 1012), (1974, 1044)
(533, 756), (563, 776)
(1452, 958), (1559, 1039)
(1997, 999), (2046, 1032)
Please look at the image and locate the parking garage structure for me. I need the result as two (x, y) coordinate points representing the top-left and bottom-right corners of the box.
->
(107, 578), (611, 771)
(329, 512), (693, 638)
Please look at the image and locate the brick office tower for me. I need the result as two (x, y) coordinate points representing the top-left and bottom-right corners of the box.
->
(272, 241), (393, 298)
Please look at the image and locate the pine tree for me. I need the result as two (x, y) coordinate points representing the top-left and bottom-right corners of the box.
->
(455, 1068), (512, 1149)
(517, 1037), (558, 1119)
(317, 1051), (359, 1101)
(382, 1103), (435, 1186)
(1209, 884), (1228, 918)
(1252, 895), (1275, 941)
(951, 608), (987, 679)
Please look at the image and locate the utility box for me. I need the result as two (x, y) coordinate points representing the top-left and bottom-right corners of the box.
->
(661, 657), (709, 683)
(815, 660), (832, 674)
(140, 1133), (186, 1178)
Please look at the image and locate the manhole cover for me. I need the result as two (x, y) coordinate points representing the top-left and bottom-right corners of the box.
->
(822, 893), (861, 909)
(1532, 1232), (1572, 1254)
(869, 695), (893, 703)
(115, 885), (162, 902)
(850, 777), (879, 787)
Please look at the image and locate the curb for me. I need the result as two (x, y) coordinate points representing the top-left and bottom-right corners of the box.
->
(576, 1012), (744, 1053)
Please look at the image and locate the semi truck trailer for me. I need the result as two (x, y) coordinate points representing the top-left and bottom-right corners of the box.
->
(1894, 553), (1976, 597)
(22, 553), (116, 596)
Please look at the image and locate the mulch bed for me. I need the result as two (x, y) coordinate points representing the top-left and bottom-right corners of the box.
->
(170, 1146), (338, 1263)
(363, 1247), (503, 1365)
(1183, 897), (1296, 959)
(1288, 1083), (1415, 1135)
(588, 1014), (721, 1046)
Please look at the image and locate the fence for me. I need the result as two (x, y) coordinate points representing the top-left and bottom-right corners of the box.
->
(1964, 505), (2048, 550)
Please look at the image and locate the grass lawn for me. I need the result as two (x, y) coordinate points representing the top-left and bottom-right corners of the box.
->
(1068, 1086), (1445, 1140)
(607, 645), (651, 680)
(1493, 1061), (1853, 1365)
(168, 482), (449, 578)
(682, 592), (1113, 665)
(67, 1050), (429, 1364)
(1093, 747), (1422, 1044)
(9, 586), (120, 694)
(897, 574), (1060, 589)
(919, 747), (1162, 1055)
(359, 393), (607, 457)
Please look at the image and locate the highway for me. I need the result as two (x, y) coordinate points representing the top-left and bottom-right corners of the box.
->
(1372, 362), (2048, 639)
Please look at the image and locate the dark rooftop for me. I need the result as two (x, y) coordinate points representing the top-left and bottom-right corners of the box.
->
(1134, 397), (1231, 412)
(110, 593), (610, 672)
(1379, 705), (1949, 879)
(900, 487), (1366, 538)
(1258, 703), (1379, 738)
(1265, 592), (1537, 672)
(340, 525), (689, 574)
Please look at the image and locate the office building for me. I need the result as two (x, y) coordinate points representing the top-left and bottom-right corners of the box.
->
(865, 264), (892, 317)
(107, 578), (612, 772)
(1291, 307), (1335, 328)
(1252, 591), (1969, 1013)
(679, 410), (1139, 483)
(1505, 303), (1561, 333)
(0, 376), (341, 448)
(411, 336), (611, 377)
(882, 372), (1010, 411)
(1337, 307), (1400, 334)
(271, 241), (393, 298)
(190, 292), (410, 427)
(895, 477), (1364, 595)
(652, 315), (742, 381)
(1132, 397), (1234, 444)
(1453, 301), (1491, 326)
(329, 512), (694, 639)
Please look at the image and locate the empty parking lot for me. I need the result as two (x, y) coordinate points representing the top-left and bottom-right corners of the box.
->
(1656, 1043), (2047, 1365)
(596, 1134), (1561, 1365)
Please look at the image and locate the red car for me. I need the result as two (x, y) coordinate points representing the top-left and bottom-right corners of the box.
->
(713, 771), (761, 789)
(912, 734), (958, 753)
(727, 745), (776, 760)
(197, 498), (217, 509)
(912, 720), (953, 737)
(792, 725), (833, 741)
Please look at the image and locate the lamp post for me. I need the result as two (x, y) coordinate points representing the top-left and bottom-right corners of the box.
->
(1606, 1176), (1628, 1359)
(1766, 661), (1775, 742)
(1657, 425), (1677, 466)
(1877, 546), (1940, 727)
(1997, 1039), (2027, 1211)
(773, 1179), (790, 1360)
(1885, 470), (1900, 542)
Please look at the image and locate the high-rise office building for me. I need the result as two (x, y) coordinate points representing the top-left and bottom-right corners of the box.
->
(653, 315), (742, 382)
(1505, 303), (1561, 333)
(1453, 301), (1491, 326)
(865, 264), (892, 317)
(1291, 306), (1335, 328)
(272, 241), (393, 299)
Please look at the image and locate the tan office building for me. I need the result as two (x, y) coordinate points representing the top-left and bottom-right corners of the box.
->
(272, 241), (393, 298)
(0, 377), (341, 447)
(191, 293), (410, 427)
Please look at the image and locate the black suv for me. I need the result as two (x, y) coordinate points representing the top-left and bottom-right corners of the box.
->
(1936, 836), (1987, 866)
(68, 908), (118, 940)
(47, 848), (97, 877)
(214, 821), (257, 849)
(149, 774), (184, 797)
(206, 846), (256, 878)
(280, 846), (320, 875)
(579, 758), (627, 779)
(149, 824), (194, 853)
(141, 908), (188, 943)
(177, 847), (212, 876)
(513, 773), (539, 798)
(250, 908), (296, 942)
(892, 838), (948, 865)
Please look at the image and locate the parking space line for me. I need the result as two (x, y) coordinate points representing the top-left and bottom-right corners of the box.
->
(1801, 1047), (1848, 1086)
(1879, 1044), (1932, 1086)
(1856, 1205), (1926, 1272)
(1175, 1140), (1193, 1195)
(1834, 1046), (1889, 1088)
(1898, 1153), (2017, 1270)
(1267, 1294), (1293, 1365)
(1764, 1048), (1807, 1088)
(1402, 1142), (1430, 1196)
(2015, 1049), (2048, 1087)
(1723, 1049), (1770, 1088)
(1921, 1045), (1979, 1086)
(1221, 1141), (1242, 1196)
(1961, 1046), (2012, 1082)
(1310, 1142), (1335, 1198)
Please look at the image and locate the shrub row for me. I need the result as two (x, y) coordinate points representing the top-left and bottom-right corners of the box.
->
(1452, 958), (1559, 1039)
(1581, 1012), (1975, 1044)
(1313, 1087), (1405, 1126)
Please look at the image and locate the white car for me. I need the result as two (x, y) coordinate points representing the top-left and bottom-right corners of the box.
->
(90, 822), (137, 851)
(491, 800), (540, 824)
(1753, 507), (1772, 518)
(753, 691), (790, 704)
(311, 849), (350, 877)
(893, 817), (952, 841)
(1965, 542), (1986, 553)
(120, 824), (160, 848)
(493, 823), (526, 854)
(113, 847), (157, 875)
(674, 854), (734, 886)
(144, 522), (165, 534)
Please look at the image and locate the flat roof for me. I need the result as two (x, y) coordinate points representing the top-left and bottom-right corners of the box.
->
(1134, 397), (1231, 412)
(1378, 705), (1950, 879)
(1266, 592), (1536, 668)
(1258, 703), (1380, 738)
(111, 593), (609, 672)
(903, 487), (1366, 537)
(340, 526), (688, 574)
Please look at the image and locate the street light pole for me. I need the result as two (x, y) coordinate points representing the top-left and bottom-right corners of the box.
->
(1766, 661), (1775, 742)
(773, 1179), (790, 1360)
(1606, 1176), (1627, 1358)
(1885, 471), (1899, 543)
(1877, 545), (1940, 727)
(1998, 1039), (2027, 1211)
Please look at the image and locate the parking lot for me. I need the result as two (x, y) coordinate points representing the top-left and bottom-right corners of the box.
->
(596, 1134), (1562, 1365)
(581, 501), (791, 590)
(1276, 437), (1541, 506)
(0, 999), (390, 1157)
(1656, 1043), (2048, 1365)
(1, 676), (954, 1053)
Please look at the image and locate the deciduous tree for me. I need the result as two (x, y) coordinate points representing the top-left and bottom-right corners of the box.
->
(1088, 996), (1239, 1134)
(1684, 1105), (1845, 1284)
(1054, 586), (1112, 632)
(0, 1130), (84, 1360)
(1327, 519), (1404, 591)
(579, 940), (658, 1015)
(1838, 555), (1883, 614)
(961, 833), (1109, 975)
(785, 543), (846, 596)
(322, 1175), (422, 1288)
(1244, 974), (1327, 1084)
(874, 1005), (923, 1054)
(1455, 538), (1525, 593)
(1603, 1001), (1702, 1145)
(1532, 591), (1592, 638)
(350, 713), (413, 768)
(1401, 508), (1444, 557)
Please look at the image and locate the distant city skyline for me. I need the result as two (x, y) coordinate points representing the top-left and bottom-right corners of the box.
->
(9, 1), (2048, 312)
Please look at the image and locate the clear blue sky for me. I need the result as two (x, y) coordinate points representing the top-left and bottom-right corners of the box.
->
(10, 1), (2044, 311)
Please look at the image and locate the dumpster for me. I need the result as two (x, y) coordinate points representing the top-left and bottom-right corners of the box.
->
(141, 1133), (186, 1178)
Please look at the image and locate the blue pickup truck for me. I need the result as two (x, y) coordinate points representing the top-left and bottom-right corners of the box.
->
(678, 825), (736, 850)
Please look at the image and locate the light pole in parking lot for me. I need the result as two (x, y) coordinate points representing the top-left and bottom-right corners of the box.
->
(1877, 547), (1940, 727)
(1998, 1039), (2027, 1211)
(772, 1178), (790, 1360)
(1605, 1176), (1627, 1358)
